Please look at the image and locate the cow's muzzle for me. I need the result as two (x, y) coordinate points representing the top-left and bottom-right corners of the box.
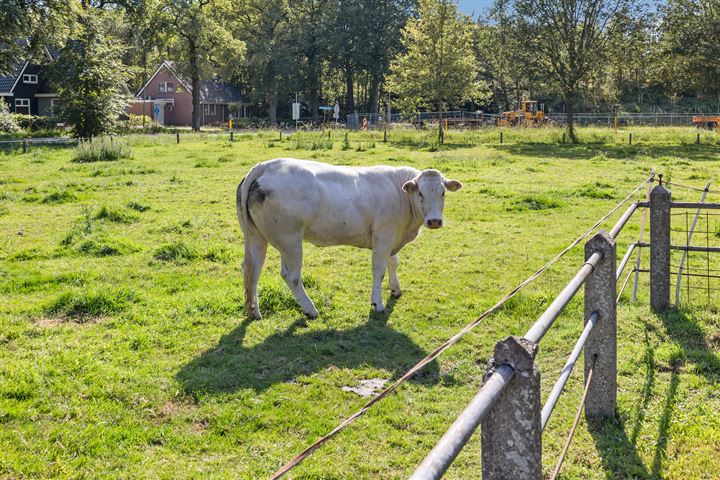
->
(426, 218), (443, 229)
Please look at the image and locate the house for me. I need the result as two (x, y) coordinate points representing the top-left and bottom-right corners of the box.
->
(0, 47), (59, 116)
(128, 61), (249, 126)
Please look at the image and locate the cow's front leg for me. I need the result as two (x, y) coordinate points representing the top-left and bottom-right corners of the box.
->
(387, 254), (402, 298)
(371, 241), (393, 313)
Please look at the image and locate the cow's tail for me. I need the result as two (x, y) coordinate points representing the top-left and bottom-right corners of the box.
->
(236, 165), (263, 239)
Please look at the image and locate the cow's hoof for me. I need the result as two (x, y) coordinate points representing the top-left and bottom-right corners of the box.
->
(304, 309), (319, 319)
(248, 311), (262, 321)
(391, 289), (402, 298)
(372, 303), (387, 314)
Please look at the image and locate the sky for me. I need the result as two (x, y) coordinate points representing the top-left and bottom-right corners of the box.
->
(457, 0), (495, 16)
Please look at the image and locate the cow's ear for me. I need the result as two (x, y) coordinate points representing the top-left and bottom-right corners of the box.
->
(445, 179), (463, 192)
(403, 180), (418, 193)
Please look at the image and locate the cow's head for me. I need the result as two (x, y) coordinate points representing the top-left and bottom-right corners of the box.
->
(402, 169), (463, 229)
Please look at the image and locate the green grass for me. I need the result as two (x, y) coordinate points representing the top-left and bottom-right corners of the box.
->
(0, 127), (719, 479)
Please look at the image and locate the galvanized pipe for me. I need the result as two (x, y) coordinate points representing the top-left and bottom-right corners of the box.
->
(540, 312), (598, 430)
(409, 365), (514, 480)
(668, 202), (720, 209)
(638, 201), (720, 210)
(524, 251), (603, 344)
(609, 203), (639, 239)
(616, 243), (636, 281)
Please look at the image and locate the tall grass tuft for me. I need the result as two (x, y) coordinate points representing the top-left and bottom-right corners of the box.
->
(72, 137), (132, 163)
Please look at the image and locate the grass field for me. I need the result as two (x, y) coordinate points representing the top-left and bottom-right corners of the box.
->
(1, 127), (719, 479)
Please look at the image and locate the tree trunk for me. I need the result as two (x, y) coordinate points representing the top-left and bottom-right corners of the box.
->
(438, 99), (444, 144)
(370, 74), (380, 117)
(266, 62), (278, 125)
(189, 39), (201, 132)
(565, 91), (576, 143)
(345, 67), (355, 114)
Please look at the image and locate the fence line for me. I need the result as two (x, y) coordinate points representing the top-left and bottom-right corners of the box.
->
(269, 175), (654, 479)
(410, 178), (649, 480)
(413, 176), (720, 479)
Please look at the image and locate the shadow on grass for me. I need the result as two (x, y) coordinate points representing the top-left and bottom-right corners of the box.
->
(487, 143), (720, 162)
(176, 295), (440, 395)
(590, 309), (718, 478)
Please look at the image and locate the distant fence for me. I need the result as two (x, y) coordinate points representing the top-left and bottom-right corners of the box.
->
(347, 111), (719, 129)
(347, 111), (497, 129)
(410, 176), (720, 479)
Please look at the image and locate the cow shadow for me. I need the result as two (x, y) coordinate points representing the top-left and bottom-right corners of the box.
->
(176, 296), (440, 395)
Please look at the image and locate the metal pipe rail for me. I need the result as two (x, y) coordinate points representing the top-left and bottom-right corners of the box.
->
(637, 201), (720, 210)
(609, 203), (639, 239)
(409, 365), (515, 480)
(616, 243), (636, 280)
(524, 251), (602, 344)
(540, 312), (598, 430)
(636, 242), (720, 253)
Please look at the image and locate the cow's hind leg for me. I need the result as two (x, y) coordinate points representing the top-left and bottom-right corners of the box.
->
(278, 238), (319, 319)
(243, 230), (268, 320)
(388, 254), (402, 298)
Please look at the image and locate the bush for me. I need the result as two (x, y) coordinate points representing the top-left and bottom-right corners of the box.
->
(0, 101), (19, 133)
(126, 114), (153, 127)
(72, 137), (131, 163)
(95, 205), (138, 224)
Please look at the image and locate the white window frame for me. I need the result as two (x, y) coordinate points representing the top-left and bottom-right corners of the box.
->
(158, 81), (174, 93)
(203, 103), (216, 116)
(50, 98), (58, 116)
(22, 74), (38, 84)
(15, 98), (30, 112)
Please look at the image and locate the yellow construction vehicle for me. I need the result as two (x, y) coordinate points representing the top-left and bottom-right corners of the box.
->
(498, 100), (546, 127)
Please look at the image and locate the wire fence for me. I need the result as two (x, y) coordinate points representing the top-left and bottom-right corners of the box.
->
(347, 111), (720, 129)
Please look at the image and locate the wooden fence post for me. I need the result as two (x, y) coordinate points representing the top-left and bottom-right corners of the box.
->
(650, 182), (672, 310)
(176, 132), (180, 144)
(482, 336), (542, 480)
(584, 231), (617, 419)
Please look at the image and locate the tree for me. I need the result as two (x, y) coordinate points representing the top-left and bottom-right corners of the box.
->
(236, 0), (290, 124)
(52, 12), (129, 138)
(161, 0), (243, 131)
(388, 0), (485, 142)
(478, 1), (542, 112)
(514, 0), (626, 141)
(0, 0), (68, 75)
(289, 0), (331, 125)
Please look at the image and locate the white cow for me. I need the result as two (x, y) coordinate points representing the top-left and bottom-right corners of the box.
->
(236, 158), (462, 319)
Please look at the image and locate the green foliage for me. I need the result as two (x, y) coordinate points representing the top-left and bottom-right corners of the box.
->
(95, 205), (138, 224)
(388, 0), (488, 116)
(72, 138), (132, 163)
(51, 12), (130, 138)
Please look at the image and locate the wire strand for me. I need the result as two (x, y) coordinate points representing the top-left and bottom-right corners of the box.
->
(269, 174), (653, 479)
(549, 355), (597, 480)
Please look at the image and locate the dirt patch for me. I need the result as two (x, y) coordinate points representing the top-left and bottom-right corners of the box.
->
(342, 378), (388, 397)
(35, 316), (104, 328)
(707, 332), (720, 349)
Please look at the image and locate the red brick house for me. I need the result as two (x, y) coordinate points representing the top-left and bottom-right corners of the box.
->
(128, 61), (249, 126)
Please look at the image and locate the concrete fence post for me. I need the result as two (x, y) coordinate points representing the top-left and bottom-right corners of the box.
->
(650, 183), (672, 310)
(482, 336), (541, 480)
(584, 231), (617, 419)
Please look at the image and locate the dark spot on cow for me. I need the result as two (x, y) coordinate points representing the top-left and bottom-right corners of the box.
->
(249, 180), (270, 205)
